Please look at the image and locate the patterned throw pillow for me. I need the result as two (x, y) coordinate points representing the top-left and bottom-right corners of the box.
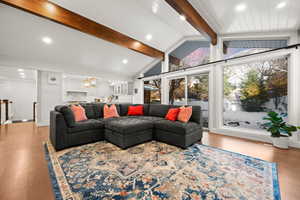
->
(177, 106), (192, 123)
(70, 105), (88, 122)
(104, 104), (120, 119)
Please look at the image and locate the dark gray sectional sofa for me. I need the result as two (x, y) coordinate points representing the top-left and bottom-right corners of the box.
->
(50, 103), (203, 150)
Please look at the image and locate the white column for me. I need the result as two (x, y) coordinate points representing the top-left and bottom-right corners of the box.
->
(289, 48), (300, 144)
(132, 79), (143, 104)
(161, 53), (169, 104)
(36, 70), (63, 126)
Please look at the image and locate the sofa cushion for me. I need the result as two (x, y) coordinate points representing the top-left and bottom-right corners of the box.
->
(155, 119), (201, 135)
(149, 104), (170, 117)
(92, 103), (105, 118)
(133, 116), (164, 122)
(55, 105), (76, 127)
(190, 105), (201, 124)
(80, 103), (96, 119)
(68, 119), (104, 133)
(105, 117), (153, 134)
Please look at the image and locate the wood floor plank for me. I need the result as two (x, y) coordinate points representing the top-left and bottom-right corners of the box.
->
(0, 123), (299, 200)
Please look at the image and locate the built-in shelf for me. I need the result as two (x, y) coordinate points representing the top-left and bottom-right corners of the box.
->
(66, 90), (88, 94)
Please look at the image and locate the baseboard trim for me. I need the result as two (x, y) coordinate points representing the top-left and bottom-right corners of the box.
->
(36, 122), (49, 127)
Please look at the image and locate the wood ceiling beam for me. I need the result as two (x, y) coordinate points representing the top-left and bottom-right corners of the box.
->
(0, 0), (165, 59)
(165, 0), (217, 45)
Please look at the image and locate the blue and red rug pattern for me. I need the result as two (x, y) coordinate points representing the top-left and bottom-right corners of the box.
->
(44, 141), (280, 200)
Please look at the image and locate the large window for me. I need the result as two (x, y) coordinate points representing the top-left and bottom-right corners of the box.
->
(188, 74), (209, 128)
(168, 74), (209, 128)
(144, 79), (161, 104)
(223, 55), (288, 130)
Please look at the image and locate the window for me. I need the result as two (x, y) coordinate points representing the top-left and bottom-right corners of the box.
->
(169, 40), (210, 72)
(223, 40), (288, 59)
(187, 74), (209, 128)
(144, 79), (161, 104)
(144, 62), (162, 77)
(223, 55), (288, 130)
(169, 78), (185, 105)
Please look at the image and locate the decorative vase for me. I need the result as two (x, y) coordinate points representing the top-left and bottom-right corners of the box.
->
(272, 137), (289, 149)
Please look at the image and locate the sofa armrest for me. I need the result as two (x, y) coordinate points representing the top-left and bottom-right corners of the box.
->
(50, 111), (68, 150)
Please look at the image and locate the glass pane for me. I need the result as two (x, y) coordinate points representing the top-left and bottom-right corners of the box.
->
(223, 40), (288, 59)
(223, 56), (288, 130)
(169, 40), (210, 72)
(188, 74), (209, 128)
(144, 79), (161, 104)
(169, 78), (185, 105)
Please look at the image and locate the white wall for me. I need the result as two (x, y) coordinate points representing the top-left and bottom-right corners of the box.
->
(63, 77), (113, 102)
(36, 71), (63, 126)
(0, 79), (36, 120)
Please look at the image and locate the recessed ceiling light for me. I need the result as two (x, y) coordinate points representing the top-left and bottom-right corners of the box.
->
(235, 3), (247, 12)
(152, 2), (159, 13)
(122, 59), (128, 64)
(146, 34), (153, 41)
(18, 69), (24, 72)
(180, 15), (186, 21)
(276, 2), (286, 9)
(42, 36), (52, 44)
(19, 72), (25, 76)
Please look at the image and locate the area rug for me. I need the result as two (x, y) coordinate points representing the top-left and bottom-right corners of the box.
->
(44, 141), (280, 200)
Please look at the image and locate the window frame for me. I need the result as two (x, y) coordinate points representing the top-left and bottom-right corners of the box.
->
(212, 50), (294, 142)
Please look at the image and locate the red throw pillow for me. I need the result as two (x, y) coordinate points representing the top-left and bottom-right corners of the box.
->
(127, 105), (144, 116)
(177, 106), (192, 123)
(165, 108), (180, 121)
(104, 104), (120, 119)
(71, 105), (87, 122)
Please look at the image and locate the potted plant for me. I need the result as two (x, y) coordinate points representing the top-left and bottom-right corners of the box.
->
(263, 111), (300, 149)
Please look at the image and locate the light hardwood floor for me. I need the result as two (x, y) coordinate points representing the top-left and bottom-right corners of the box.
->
(0, 122), (299, 200)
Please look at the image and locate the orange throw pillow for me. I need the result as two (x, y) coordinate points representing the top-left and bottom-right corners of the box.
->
(103, 104), (120, 119)
(71, 105), (87, 122)
(165, 108), (180, 121)
(177, 106), (192, 123)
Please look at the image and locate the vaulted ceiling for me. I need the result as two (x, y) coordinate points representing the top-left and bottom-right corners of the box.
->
(0, 0), (299, 80)
(189, 0), (300, 34)
(0, 1), (201, 80)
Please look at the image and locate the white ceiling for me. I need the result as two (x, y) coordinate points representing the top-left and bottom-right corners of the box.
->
(50, 0), (200, 51)
(189, 0), (300, 34)
(1, 0), (298, 81)
(0, 1), (201, 81)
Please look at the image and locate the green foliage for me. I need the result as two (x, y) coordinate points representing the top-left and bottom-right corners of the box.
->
(240, 69), (269, 112)
(263, 111), (300, 137)
(224, 74), (235, 97)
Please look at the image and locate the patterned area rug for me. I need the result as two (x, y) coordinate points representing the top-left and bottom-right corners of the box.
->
(44, 141), (280, 200)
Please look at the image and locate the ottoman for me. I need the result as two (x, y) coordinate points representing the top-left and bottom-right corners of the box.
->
(104, 117), (153, 149)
